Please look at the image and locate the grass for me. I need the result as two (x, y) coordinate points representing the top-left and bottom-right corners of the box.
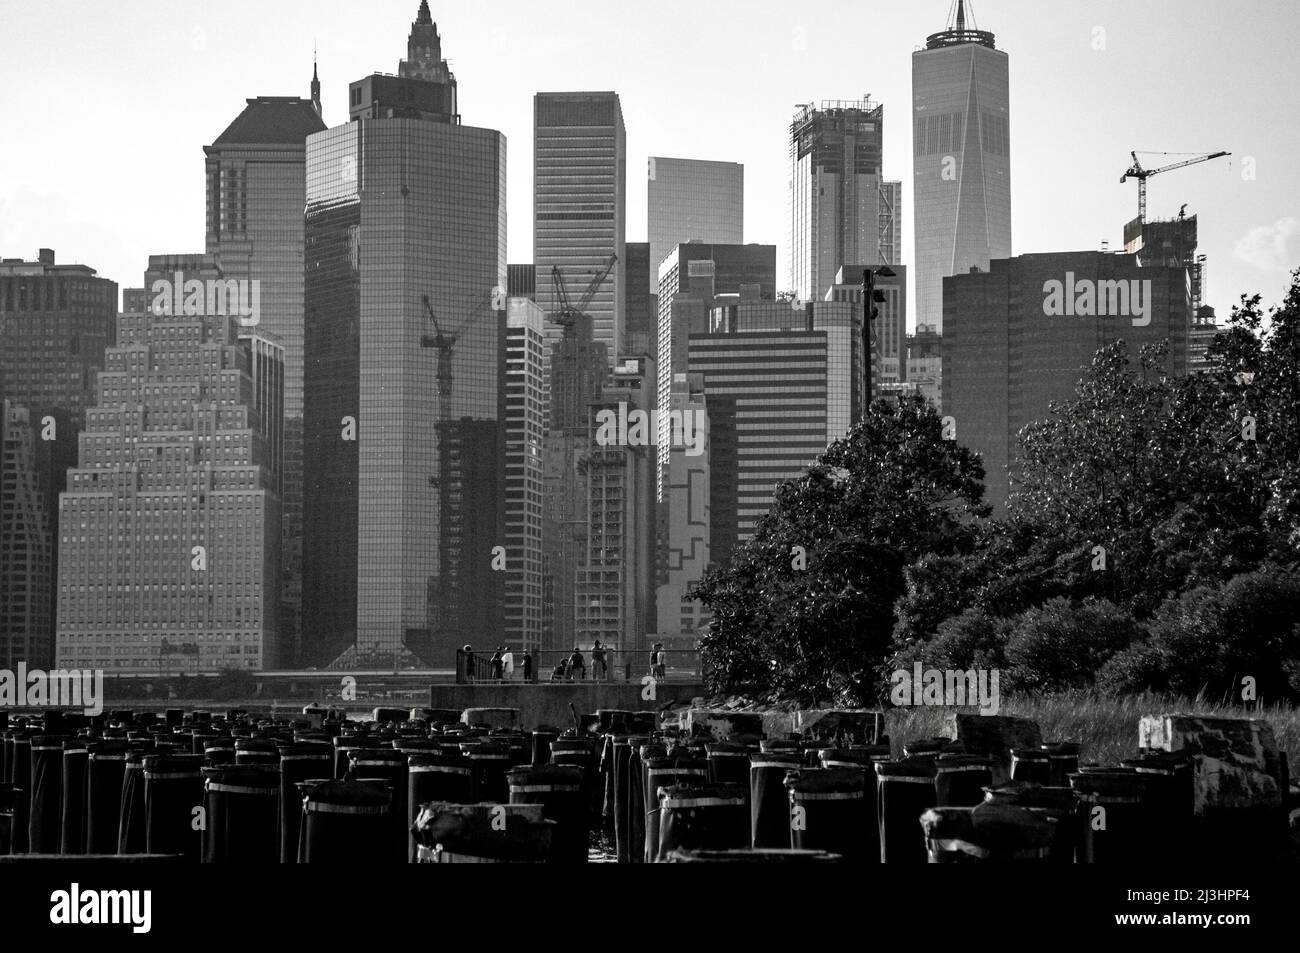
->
(883, 689), (1300, 769)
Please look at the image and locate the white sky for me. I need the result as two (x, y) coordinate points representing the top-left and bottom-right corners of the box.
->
(1, 0), (1297, 323)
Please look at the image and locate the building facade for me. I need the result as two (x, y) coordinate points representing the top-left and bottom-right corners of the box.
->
(0, 249), (117, 667)
(1, 402), (53, 668)
(502, 297), (547, 654)
(647, 157), (744, 277)
(789, 99), (884, 301)
(302, 10), (507, 669)
(205, 94), (325, 667)
(690, 295), (862, 562)
(942, 251), (1192, 509)
(56, 263), (281, 673)
(534, 91), (626, 366)
(655, 372), (710, 643)
(912, 2), (1011, 333)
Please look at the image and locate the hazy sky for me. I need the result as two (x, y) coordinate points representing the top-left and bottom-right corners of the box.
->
(1, 0), (1297, 323)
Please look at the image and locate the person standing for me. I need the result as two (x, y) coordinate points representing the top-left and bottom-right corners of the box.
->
(490, 646), (505, 680)
(591, 640), (608, 681)
(463, 644), (476, 682)
(650, 642), (666, 681)
(522, 650), (533, 683)
(502, 646), (515, 680)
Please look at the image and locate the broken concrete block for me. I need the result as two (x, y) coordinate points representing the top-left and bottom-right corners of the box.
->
(682, 709), (764, 742)
(793, 710), (885, 745)
(1139, 714), (1283, 814)
(947, 714), (1042, 785)
(461, 708), (520, 730)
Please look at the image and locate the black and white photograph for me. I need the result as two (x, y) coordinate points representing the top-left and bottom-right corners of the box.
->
(0, 0), (1296, 936)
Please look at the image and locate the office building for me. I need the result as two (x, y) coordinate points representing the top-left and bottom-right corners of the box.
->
(302, 7), (506, 669)
(654, 243), (775, 499)
(624, 241), (657, 360)
(825, 264), (906, 389)
(348, 0), (458, 122)
(0, 249), (117, 666)
(907, 324), (943, 404)
(502, 298), (547, 653)
(205, 92), (325, 665)
(943, 251), (1193, 508)
(534, 91), (626, 365)
(655, 372), (710, 643)
(691, 294), (862, 561)
(879, 180), (903, 266)
(56, 260), (281, 673)
(507, 264), (537, 300)
(913, 0), (1011, 333)
(789, 99), (884, 301)
(647, 157), (743, 276)
(1, 401), (53, 669)
(577, 357), (655, 651)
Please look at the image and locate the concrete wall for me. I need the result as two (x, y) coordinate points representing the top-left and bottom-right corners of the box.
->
(429, 682), (706, 729)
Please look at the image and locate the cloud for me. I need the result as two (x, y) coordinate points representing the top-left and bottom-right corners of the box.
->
(1233, 217), (1299, 272)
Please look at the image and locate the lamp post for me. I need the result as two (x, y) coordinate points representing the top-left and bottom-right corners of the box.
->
(862, 266), (896, 408)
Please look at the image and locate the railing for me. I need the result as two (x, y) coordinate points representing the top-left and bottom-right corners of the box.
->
(455, 649), (700, 686)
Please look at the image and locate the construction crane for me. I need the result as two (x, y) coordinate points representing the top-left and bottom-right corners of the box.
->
(549, 253), (618, 330)
(1120, 150), (1230, 225)
(420, 289), (501, 398)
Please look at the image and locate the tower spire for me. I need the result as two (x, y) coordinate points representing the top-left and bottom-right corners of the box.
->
(956, 0), (966, 31)
(310, 44), (321, 117)
(417, 0), (432, 25)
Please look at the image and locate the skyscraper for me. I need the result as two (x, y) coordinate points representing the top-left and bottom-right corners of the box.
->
(654, 243), (776, 500)
(912, 0), (1011, 333)
(648, 157), (743, 276)
(789, 99), (884, 301)
(302, 6), (507, 669)
(624, 242), (657, 361)
(502, 297), (547, 654)
(655, 372), (710, 645)
(943, 251), (1192, 508)
(691, 294), (862, 561)
(205, 92), (325, 667)
(1, 401), (52, 669)
(534, 91), (626, 364)
(56, 257), (281, 673)
(0, 249), (117, 667)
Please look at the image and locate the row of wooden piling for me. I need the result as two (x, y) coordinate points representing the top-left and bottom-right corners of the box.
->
(0, 707), (1290, 862)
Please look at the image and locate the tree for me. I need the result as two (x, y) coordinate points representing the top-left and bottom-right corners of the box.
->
(692, 396), (988, 705)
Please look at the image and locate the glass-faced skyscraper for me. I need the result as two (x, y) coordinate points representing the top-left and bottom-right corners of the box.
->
(789, 99), (884, 301)
(912, 0), (1011, 333)
(648, 157), (743, 277)
(534, 92), (626, 364)
(302, 5), (506, 669)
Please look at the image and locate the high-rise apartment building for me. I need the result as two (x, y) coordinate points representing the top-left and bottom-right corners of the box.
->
(56, 259), (281, 673)
(205, 93), (325, 666)
(577, 357), (656, 651)
(302, 7), (506, 669)
(691, 295), (862, 561)
(789, 99), (884, 301)
(943, 251), (1192, 508)
(502, 297), (547, 654)
(534, 92), (626, 365)
(647, 157), (743, 277)
(1, 401), (53, 668)
(0, 249), (117, 666)
(912, 0), (1011, 333)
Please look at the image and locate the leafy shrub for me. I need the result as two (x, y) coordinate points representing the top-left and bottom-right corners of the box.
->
(1003, 597), (1143, 692)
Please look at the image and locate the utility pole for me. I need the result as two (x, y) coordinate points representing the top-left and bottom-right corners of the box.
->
(862, 266), (895, 408)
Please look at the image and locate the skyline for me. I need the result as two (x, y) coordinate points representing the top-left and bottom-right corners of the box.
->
(1, 0), (1296, 322)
